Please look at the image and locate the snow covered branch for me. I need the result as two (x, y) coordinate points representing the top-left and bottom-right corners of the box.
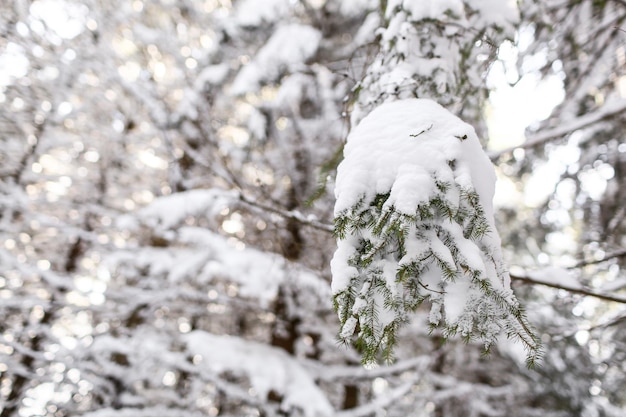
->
(331, 99), (539, 364)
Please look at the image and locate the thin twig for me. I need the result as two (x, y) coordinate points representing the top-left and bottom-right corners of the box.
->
(335, 376), (421, 417)
(511, 272), (626, 304)
(237, 193), (334, 233)
(570, 248), (626, 269)
(489, 98), (626, 160)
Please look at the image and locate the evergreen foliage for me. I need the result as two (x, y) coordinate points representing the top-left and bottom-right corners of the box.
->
(3, 0), (626, 415)
(333, 187), (541, 365)
(332, 101), (540, 365)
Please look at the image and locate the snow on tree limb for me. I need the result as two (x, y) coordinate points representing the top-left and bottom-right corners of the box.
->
(331, 98), (540, 364)
(184, 331), (334, 417)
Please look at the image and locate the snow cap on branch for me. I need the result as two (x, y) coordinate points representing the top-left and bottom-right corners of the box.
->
(332, 99), (539, 364)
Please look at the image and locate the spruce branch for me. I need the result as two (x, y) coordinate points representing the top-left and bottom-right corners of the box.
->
(333, 180), (541, 364)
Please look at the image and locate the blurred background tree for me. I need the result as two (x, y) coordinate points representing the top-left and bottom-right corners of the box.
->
(0, 0), (625, 416)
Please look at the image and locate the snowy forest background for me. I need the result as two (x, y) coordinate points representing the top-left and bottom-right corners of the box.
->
(2, 0), (626, 416)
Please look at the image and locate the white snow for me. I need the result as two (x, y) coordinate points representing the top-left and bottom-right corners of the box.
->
(231, 24), (321, 95)
(387, 0), (464, 20)
(334, 99), (495, 220)
(340, 316), (359, 339)
(183, 226), (329, 306)
(426, 228), (457, 273)
(466, 0), (519, 34)
(338, 0), (377, 17)
(138, 188), (235, 230)
(398, 227), (429, 266)
(330, 237), (360, 294)
(527, 266), (582, 290)
(443, 280), (471, 323)
(332, 98), (516, 336)
(196, 63), (230, 86)
(234, 0), (290, 26)
(441, 222), (486, 274)
(184, 331), (334, 417)
(386, 0), (518, 35)
(121, 191), (331, 307)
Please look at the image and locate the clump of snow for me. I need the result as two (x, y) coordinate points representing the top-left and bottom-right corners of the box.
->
(528, 266), (582, 290)
(231, 24), (322, 95)
(184, 331), (334, 417)
(442, 222), (486, 275)
(352, 11), (381, 46)
(338, 0), (377, 17)
(330, 237), (359, 294)
(234, 0), (291, 27)
(443, 280), (472, 323)
(334, 99), (496, 222)
(197, 63), (230, 86)
(138, 188), (236, 230)
(466, 0), (519, 35)
(116, 190), (331, 307)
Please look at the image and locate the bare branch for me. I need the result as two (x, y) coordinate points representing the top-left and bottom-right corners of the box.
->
(489, 98), (626, 160)
(511, 272), (626, 304)
(570, 248), (626, 269)
(335, 377), (419, 417)
(311, 355), (430, 381)
(237, 193), (334, 233)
